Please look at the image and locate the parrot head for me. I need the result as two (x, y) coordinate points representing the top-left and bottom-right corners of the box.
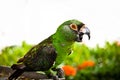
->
(56, 19), (90, 42)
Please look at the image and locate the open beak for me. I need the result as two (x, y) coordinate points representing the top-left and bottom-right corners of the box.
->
(77, 27), (90, 42)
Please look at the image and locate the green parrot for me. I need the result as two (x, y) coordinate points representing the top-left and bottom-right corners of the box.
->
(8, 19), (90, 80)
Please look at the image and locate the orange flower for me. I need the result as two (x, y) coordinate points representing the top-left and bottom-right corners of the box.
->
(77, 60), (95, 70)
(62, 65), (76, 76)
(115, 41), (120, 46)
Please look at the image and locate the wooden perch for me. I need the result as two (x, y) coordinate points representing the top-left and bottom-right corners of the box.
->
(0, 66), (65, 80)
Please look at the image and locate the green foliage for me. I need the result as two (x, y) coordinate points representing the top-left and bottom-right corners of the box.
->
(0, 41), (32, 66)
(0, 41), (120, 80)
(63, 41), (120, 80)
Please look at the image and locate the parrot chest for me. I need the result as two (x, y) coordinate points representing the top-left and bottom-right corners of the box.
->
(53, 42), (73, 67)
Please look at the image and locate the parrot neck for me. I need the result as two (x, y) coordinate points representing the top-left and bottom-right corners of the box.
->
(50, 33), (75, 67)
(52, 33), (74, 56)
(52, 33), (74, 48)
(52, 34), (74, 67)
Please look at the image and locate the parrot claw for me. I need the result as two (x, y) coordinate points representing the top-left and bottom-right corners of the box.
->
(52, 68), (65, 78)
(45, 71), (59, 80)
(56, 68), (65, 78)
(47, 73), (59, 80)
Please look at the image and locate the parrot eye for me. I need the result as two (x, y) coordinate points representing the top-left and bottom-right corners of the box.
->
(70, 24), (78, 31)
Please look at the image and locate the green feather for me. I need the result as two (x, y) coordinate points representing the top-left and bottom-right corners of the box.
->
(9, 19), (85, 80)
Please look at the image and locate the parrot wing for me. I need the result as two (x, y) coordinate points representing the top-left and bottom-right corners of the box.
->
(17, 40), (57, 71)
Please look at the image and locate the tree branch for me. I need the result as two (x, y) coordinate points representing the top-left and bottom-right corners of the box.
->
(0, 66), (65, 80)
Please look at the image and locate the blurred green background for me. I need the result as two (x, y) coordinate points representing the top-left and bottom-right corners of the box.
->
(0, 41), (120, 80)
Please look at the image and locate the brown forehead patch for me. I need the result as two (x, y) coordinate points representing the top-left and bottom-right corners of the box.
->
(77, 23), (85, 31)
(80, 25), (86, 32)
